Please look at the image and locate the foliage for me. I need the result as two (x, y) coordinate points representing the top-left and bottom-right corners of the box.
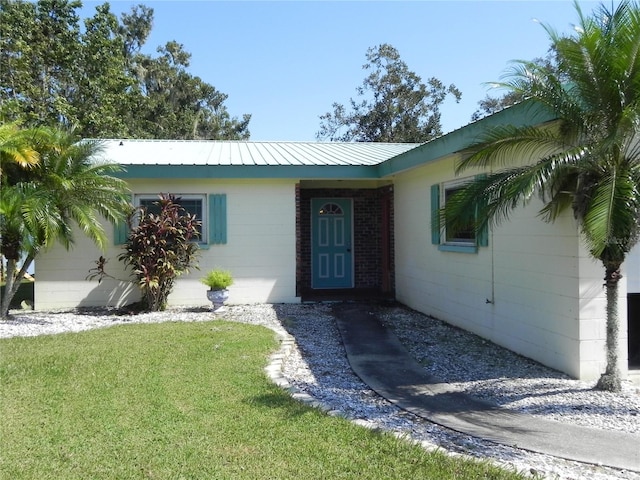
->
(200, 269), (233, 290)
(0, 321), (527, 479)
(0, 123), (40, 174)
(317, 44), (461, 142)
(0, 0), (251, 139)
(0, 125), (130, 317)
(443, 0), (640, 391)
(470, 91), (525, 122)
(119, 194), (200, 312)
(134, 41), (251, 140)
(470, 52), (558, 122)
(85, 255), (115, 284)
(0, 0), (82, 128)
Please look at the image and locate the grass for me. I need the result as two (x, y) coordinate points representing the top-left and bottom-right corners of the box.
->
(0, 320), (526, 479)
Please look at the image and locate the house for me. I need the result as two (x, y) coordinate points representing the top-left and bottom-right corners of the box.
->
(35, 102), (639, 382)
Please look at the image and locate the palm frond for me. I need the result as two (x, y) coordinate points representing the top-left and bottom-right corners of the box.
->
(19, 185), (65, 248)
(582, 164), (640, 261)
(442, 164), (541, 235)
(1, 127), (131, 259)
(0, 123), (41, 172)
(70, 204), (108, 250)
(457, 124), (570, 173)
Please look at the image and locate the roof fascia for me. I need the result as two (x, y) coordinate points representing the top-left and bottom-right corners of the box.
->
(377, 100), (557, 178)
(115, 164), (381, 180)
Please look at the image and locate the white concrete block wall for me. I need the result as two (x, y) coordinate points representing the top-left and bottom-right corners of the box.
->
(35, 220), (139, 309)
(392, 155), (623, 380)
(199, 179), (299, 304)
(577, 247), (628, 379)
(35, 179), (300, 309)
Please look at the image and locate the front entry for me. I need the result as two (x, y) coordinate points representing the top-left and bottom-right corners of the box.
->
(311, 198), (353, 289)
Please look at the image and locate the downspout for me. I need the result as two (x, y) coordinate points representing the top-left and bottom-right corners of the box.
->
(486, 165), (496, 305)
(486, 228), (495, 304)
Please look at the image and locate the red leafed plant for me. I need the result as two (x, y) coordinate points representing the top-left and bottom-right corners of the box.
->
(118, 194), (201, 311)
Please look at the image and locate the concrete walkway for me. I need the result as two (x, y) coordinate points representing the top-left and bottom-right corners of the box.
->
(332, 303), (640, 473)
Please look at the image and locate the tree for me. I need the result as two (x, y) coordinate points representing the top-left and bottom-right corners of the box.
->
(470, 91), (525, 123)
(0, 0), (251, 140)
(134, 41), (251, 140)
(443, 1), (640, 391)
(118, 4), (153, 61)
(118, 194), (200, 312)
(0, 123), (43, 281)
(317, 44), (461, 142)
(0, 126), (130, 317)
(471, 53), (559, 122)
(73, 2), (138, 138)
(0, 0), (81, 127)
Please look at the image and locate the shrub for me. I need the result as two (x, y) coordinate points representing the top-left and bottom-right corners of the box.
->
(119, 194), (200, 311)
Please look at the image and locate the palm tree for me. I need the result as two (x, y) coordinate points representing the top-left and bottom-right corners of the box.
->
(0, 123), (41, 174)
(0, 123), (44, 281)
(444, 0), (640, 391)
(0, 127), (130, 317)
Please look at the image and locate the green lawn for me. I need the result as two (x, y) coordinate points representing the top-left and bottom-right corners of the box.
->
(0, 320), (526, 479)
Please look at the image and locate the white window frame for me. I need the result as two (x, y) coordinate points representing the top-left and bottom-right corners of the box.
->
(441, 178), (476, 246)
(134, 194), (207, 244)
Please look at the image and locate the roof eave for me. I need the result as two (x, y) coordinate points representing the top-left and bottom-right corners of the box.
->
(377, 99), (557, 178)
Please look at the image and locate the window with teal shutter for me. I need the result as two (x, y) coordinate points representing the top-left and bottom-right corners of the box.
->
(115, 194), (228, 246)
(209, 194), (227, 244)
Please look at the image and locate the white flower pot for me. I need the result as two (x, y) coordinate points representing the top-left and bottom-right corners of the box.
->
(206, 289), (229, 313)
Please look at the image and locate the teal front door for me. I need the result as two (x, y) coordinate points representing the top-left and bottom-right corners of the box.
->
(312, 198), (353, 289)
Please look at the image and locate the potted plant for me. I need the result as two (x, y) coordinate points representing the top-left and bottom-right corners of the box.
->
(201, 269), (234, 312)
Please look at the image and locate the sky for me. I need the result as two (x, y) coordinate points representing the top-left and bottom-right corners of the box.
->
(80, 0), (602, 141)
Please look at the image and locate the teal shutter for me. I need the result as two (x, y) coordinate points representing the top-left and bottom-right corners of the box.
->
(113, 221), (128, 245)
(430, 184), (440, 245)
(209, 194), (227, 244)
(477, 221), (489, 247)
(475, 174), (489, 247)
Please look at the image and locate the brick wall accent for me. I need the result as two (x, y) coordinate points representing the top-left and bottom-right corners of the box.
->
(298, 186), (394, 294)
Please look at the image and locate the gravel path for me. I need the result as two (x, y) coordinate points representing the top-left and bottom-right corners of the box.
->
(1, 303), (639, 480)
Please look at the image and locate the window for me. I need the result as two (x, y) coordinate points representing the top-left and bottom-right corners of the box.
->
(443, 182), (476, 244)
(114, 193), (227, 246)
(318, 202), (344, 216)
(431, 178), (488, 253)
(138, 195), (205, 241)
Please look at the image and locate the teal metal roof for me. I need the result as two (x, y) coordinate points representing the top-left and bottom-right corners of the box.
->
(97, 140), (421, 167)
(96, 100), (555, 180)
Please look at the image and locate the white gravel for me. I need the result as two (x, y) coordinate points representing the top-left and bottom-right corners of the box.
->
(1, 302), (639, 480)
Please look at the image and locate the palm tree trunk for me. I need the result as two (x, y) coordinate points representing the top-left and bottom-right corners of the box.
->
(595, 263), (623, 392)
(0, 255), (35, 318)
(0, 260), (16, 318)
(1, 258), (18, 318)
